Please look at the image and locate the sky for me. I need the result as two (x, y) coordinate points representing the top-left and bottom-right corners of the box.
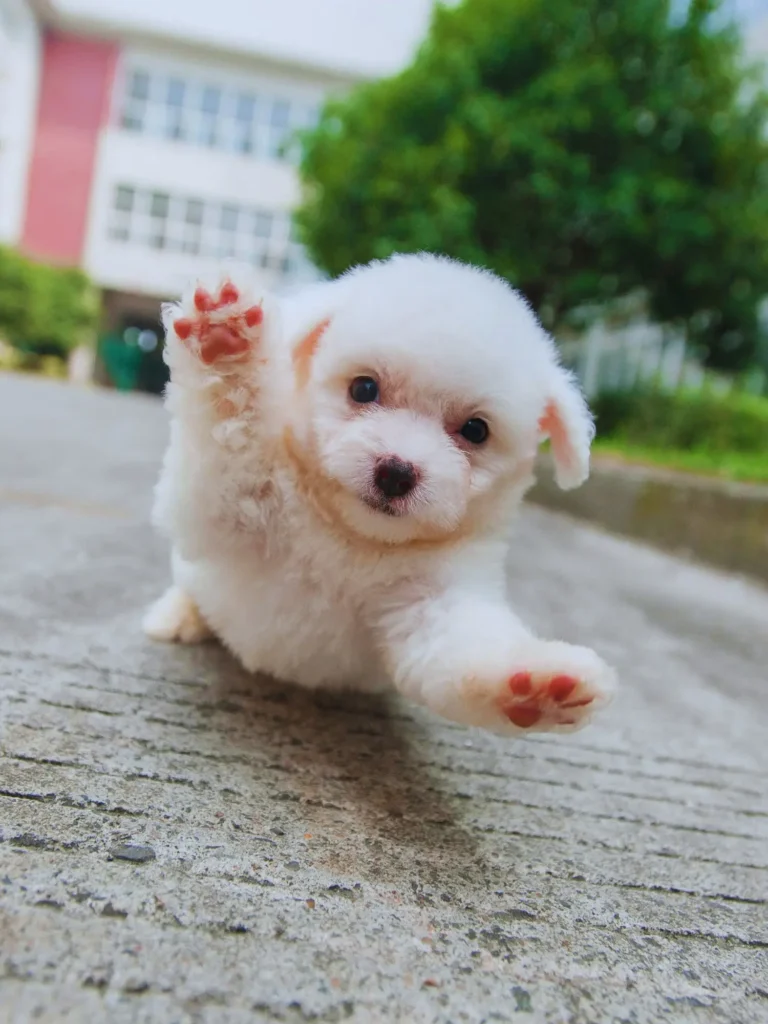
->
(727, 0), (768, 20)
(54, 0), (439, 78)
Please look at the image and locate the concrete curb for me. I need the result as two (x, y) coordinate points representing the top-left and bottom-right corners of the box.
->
(529, 455), (768, 585)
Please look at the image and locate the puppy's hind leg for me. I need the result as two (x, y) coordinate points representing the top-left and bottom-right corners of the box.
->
(143, 585), (213, 645)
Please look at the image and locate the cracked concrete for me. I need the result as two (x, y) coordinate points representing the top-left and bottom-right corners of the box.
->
(0, 373), (766, 1024)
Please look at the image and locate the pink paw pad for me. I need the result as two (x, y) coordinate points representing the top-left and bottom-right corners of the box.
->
(172, 281), (263, 365)
(500, 672), (595, 730)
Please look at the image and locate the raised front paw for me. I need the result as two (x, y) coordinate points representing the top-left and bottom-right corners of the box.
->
(496, 642), (615, 733)
(171, 280), (264, 366)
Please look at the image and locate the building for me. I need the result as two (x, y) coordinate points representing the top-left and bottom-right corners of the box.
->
(2, 0), (765, 389)
(0, 0), (433, 388)
(0, 0), (40, 249)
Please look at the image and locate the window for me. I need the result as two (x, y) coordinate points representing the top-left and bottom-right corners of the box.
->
(201, 86), (221, 114)
(183, 199), (204, 254)
(268, 98), (291, 158)
(129, 70), (150, 100)
(148, 192), (170, 249)
(115, 186), (135, 212)
(185, 199), (204, 225)
(198, 85), (222, 147)
(166, 78), (186, 140)
(220, 205), (238, 232)
(109, 223), (130, 242)
(234, 92), (257, 154)
(109, 186), (135, 241)
(118, 65), (319, 162)
(167, 79), (185, 105)
(236, 94), (256, 120)
(121, 70), (149, 131)
(219, 204), (239, 257)
(150, 192), (169, 218)
(253, 211), (273, 238)
(271, 98), (291, 128)
(107, 184), (318, 282)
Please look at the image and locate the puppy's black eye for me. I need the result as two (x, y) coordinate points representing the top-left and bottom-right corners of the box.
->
(349, 376), (379, 404)
(459, 418), (489, 445)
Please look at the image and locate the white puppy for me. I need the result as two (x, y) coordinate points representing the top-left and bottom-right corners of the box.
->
(144, 254), (616, 735)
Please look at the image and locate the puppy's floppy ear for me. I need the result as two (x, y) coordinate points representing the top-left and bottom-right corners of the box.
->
(293, 317), (331, 388)
(538, 367), (595, 490)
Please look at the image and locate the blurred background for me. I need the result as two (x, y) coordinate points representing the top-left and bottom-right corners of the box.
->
(0, 0), (767, 483)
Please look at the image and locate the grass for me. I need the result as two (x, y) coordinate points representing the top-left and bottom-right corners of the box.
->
(593, 438), (768, 484)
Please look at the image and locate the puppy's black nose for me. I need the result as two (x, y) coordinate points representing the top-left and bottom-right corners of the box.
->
(374, 458), (417, 498)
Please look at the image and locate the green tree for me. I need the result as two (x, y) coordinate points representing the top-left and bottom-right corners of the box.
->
(0, 247), (98, 360)
(297, 0), (768, 372)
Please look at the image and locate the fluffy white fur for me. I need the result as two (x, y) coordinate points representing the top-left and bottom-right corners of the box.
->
(144, 254), (616, 735)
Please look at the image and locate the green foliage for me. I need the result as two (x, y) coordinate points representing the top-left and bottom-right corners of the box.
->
(592, 439), (768, 482)
(297, 0), (768, 372)
(0, 246), (98, 360)
(592, 385), (768, 454)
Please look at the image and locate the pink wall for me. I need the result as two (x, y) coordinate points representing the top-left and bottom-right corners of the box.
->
(21, 32), (119, 265)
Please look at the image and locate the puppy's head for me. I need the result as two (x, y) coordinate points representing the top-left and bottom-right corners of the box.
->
(289, 254), (593, 545)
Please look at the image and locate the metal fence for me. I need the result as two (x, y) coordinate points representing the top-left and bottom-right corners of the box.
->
(559, 320), (767, 398)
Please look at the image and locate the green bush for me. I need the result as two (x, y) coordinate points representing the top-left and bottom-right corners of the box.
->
(592, 386), (768, 454)
(0, 246), (98, 360)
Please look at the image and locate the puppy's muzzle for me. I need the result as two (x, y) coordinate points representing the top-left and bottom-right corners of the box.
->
(373, 457), (418, 499)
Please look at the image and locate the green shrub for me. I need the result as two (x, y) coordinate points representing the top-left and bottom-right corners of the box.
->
(592, 386), (768, 454)
(0, 246), (98, 360)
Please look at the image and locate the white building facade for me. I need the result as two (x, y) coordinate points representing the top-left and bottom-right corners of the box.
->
(0, 0), (438, 387)
(1, 0), (365, 323)
(0, 0), (41, 246)
(86, 41), (343, 300)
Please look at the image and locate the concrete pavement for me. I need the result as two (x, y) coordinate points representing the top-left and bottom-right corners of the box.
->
(0, 373), (766, 1023)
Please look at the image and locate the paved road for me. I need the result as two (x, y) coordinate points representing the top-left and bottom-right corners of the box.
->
(0, 372), (766, 1024)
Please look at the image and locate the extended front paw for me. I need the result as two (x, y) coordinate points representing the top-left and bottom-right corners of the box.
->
(457, 640), (615, 735)
(169, 278), (264, 367)
(495, 641), (615, 733)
